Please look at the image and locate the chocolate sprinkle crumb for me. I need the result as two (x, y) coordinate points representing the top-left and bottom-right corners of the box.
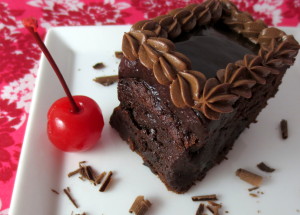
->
(63, 188), (79, 208)
(195, 203), (205, 215)
(51, 189), (59, 195)
(248, 186), (259, 192)
(280, 119), (288, 139)
(236, 168), (263, 186)
(93, 75), (118, 86)
(192, 194), (218, 201)
(93, 62), (105, 69)
(115, 51), (123, 59)
(129, 196), (151, 215)
(99, 171), (113, 192)
(257, 162), (275, 173)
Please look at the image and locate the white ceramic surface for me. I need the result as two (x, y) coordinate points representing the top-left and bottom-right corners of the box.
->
(10, 26), (300, 215)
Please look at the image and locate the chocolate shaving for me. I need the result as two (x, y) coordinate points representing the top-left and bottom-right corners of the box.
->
(93, 75), (118, 86)
(207, 205), (214, 214)
(257, 162), (275, 173)
(280, 119), (288, 139)
(208, 201), (222, 208)
(99, 171), (113, 192)
(250, 193), (258, 197)
(115, 51), (124, 59)
(192, 194), (218, 201)
(129, 196), (151, 215)
(207, 205), (219, 215)
(68, 168), (80, 177)
(95, 172), (107, 185)
(195, 203), (205, 215)
(236, 168), (263, 186)
(248, 186), (259, 191)
(79, 161), (86, 166)
(93, 62), (105, 69)
(63, 188), (79, 208)
(51, 189), (59, 195)
(83, 165), (95, 181)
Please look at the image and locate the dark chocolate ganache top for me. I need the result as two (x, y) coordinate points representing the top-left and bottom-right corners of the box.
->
(174, 24), (258, 78)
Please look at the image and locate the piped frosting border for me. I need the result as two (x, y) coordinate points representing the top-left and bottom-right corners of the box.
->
(121, 0), (300, 120)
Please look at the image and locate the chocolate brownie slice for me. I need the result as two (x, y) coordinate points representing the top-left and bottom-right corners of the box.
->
(110, 0), (299, 193)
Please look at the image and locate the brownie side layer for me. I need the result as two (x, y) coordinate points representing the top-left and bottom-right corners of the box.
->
(110, 57), (287, 193)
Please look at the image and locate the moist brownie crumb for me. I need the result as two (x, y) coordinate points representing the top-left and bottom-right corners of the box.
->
(93, 62), (105, 69)
(236, 169), (263, 186)
(93, 75), (118, 86)
(280, 119), (288, 139)
(129, 196), (151, 215)
(115, 51), (123, 59)
(257, 162), (275, 173)
(192, 194), (218, 201)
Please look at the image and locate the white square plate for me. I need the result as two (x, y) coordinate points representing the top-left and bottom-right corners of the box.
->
(10, 26), (300, 215)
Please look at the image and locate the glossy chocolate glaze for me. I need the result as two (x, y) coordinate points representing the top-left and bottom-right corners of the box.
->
(175, 24), (258, 78)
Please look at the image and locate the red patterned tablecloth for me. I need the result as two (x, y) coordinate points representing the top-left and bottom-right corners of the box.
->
(0, 0), (299, 213)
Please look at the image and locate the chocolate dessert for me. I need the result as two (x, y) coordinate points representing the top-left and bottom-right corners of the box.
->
(110, 0), (299, 193)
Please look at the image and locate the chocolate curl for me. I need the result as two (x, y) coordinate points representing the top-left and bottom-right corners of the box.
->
(236, 168), (263, 186)
(129, 196), (152, 215)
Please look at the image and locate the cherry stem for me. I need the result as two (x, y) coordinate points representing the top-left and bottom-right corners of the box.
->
(23, 17), (80, 113)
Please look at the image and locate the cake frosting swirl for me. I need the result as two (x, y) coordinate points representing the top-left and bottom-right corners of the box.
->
(121, 0), (299, 120)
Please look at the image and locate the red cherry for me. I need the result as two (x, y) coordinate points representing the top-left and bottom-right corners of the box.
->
(23, 17), (104, 151)
(47, 96), (104, 152)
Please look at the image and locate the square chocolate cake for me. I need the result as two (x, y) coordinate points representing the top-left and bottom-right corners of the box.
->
(110, 0), (299, 193)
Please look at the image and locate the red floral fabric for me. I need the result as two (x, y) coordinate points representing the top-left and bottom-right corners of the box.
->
(0, 0), (299, 213)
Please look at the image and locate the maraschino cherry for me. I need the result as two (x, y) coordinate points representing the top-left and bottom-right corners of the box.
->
(23, 18), (104, 152)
